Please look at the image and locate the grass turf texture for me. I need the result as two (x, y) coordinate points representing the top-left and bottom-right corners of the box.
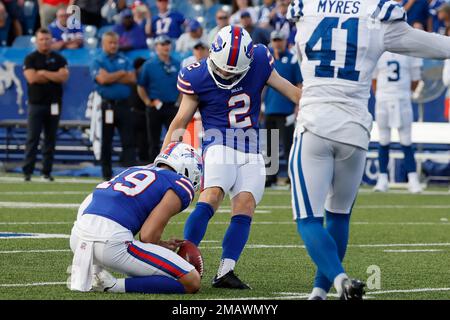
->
(0, 176), (449, 300)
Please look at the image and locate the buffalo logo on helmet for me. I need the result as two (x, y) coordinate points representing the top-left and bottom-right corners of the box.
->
(211, 35), (224, 52)
(245, 41), (254, 59)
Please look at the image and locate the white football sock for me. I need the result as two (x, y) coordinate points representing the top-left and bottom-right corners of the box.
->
(308, 287), (327, 300)
(333, 273), (349, 297)
(217, 258), (236, 278)
(106, 278), (125, 293)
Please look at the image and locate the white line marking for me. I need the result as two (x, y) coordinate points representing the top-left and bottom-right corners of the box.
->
(383, 249), (444, 253)
(0, 202), (79, 209)
(265, 189), (450, 196)
(0, 191), (87, 195)
(0, 233), (70, 239)
(1, 221), (447, 226)
(0, 249), (71, 254)
(367, 288), (450, 295)
(0, 282), (66, 288)
(0, 177), (98, 184)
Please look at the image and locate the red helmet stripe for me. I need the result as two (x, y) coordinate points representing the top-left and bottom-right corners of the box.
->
(227, 26), (242, 67)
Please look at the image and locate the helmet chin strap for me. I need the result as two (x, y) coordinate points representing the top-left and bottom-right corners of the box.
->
(207, 58), (249, 90)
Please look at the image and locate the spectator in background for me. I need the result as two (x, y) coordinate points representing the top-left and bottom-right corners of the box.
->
(48, 7), (83, 50)
(113, 9), (147, 51)
(39, 0), (70, 28)
(91, 31), (137, 180)
(137, 35), (180, 162)
(437, 2), (450, 30)
(428, 0), (446, 34)
(0, 2), (7, 29)
(402, 0), (430, 30)
(129, 57), (150, 163)
(152, 0), (185, 40)
(131, 0), (152, 37)
(181, 40), (209, 68)
(258, 0), (276, 28)
(263, 30), (302, 187)
(22, 28), (69, 182)
(2, 0), (23, 40)
(269, 0), (296, 45)
(176, 19), (207, 53)
(230, 0), (258, 25)
(240, 11), (270, 45)
(69, 0), (103, 28)
(207, 8), (229, 45)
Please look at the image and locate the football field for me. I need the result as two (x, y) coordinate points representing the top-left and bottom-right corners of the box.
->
(0, 176), (449, 300)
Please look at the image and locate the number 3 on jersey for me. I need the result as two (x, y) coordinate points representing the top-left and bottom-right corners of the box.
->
(306, 17), (360, 82)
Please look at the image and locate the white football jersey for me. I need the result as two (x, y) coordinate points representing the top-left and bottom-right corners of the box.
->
(288, 0), (407, 149)
(374, 52), (422, 101)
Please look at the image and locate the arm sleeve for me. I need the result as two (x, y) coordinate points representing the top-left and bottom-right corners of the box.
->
(23, 54), (35, 70)
(170, 177), (195, 211)
(137, 63), (149, 86)
(177, 68), (196, 95)
(90, 58), (101, 80)
(58, 54), (68, 69)
(384, 21), (450, 59)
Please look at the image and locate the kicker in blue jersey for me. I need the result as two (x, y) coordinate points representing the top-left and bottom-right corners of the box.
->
(177, 44), (275, 153)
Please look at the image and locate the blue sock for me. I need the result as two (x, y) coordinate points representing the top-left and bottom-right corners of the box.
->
(222, 215), (252, 261)
(296, 217), (345, 284)
(184, 202), (215, 246)
(313, 212), (351, 292)
(401, 145), (417, 173)
(125, 276), (185, 294)
(378, 144), (390, 174)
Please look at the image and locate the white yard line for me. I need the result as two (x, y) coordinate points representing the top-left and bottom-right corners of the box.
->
(0, 221), (448, 226)
(1, 242), (450, 253)
(2, 201), (450, 210)
(0, 249), (71, 254)
(0, 282), (66, 288)
(0, 191), (87, 195)
(0, 232), (69, 239)
(0, 177), (98, 184)
(383, 249), (444, 253)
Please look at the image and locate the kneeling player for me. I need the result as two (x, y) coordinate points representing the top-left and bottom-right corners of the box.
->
(69, 142), (203, 294)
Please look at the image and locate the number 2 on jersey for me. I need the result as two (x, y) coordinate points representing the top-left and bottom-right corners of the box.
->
(228, 94), (252, 129)
(306, 17), (360, 82)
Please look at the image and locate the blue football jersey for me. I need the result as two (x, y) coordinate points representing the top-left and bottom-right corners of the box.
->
(83, 166), (194, 235)
(177, 45), (275, 153)
(152, 11), (185, 39)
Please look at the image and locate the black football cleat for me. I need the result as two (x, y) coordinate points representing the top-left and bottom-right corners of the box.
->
(339, 278), (365, 300)
(309, 296), (324, 300)
(212, 271), (251, 290)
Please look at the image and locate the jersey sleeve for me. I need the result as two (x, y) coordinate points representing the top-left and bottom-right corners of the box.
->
(170, 176), (195, 211)
(371, 0), (406, 22)
(410, 58), (423, 82)
(255, 45), (275, 83)
(23, 54), (35, 70)
(177, 67), (196, 95)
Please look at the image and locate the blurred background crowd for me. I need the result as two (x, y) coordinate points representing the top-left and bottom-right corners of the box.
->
(1, 0), (449, 51)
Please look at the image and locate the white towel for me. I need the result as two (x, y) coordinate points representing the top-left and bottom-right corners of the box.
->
(70, 239), (94, 292)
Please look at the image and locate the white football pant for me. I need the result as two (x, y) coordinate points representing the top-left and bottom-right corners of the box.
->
(202, 144), (266, 204)
(375, 99), (413, 146)
(289, 127), (367, 219)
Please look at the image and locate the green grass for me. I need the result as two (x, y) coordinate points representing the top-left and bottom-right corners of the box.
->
(0, 176), (449, 300)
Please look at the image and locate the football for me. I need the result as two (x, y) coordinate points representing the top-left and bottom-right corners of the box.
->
(177, 240), (204, 277)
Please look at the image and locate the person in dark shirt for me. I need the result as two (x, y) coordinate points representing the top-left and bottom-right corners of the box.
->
(90, 31), (137, 180)
(22, 28), (69, 182)
(240, 11), (270, 46)
(129, 57), (150, 163)
(113, 8), (147, 51)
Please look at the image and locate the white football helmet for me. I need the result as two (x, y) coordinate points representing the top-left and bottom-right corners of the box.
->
(208, 25), (254, 90)
(154, 142), (203, 192)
